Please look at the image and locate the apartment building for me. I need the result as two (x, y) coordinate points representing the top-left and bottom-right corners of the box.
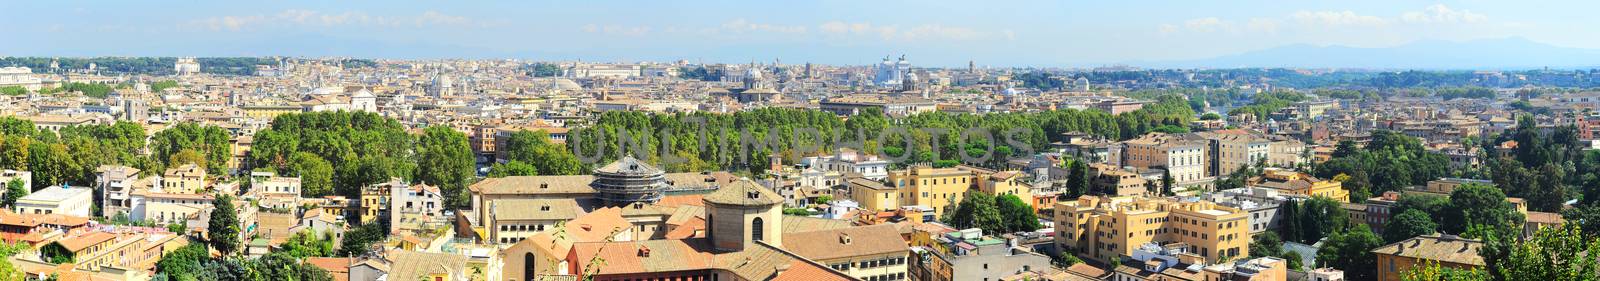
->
(1196, 132), (1270, 177)
(849, 176), (901, 212)
(786, 224), (910, 281)
(16, 185), (94, 217)
(1371, 234), (1483, 281)
(1089, 163), (1151, 196)
(887, 165), (976, 217)
(1248, 168), (1350, 202)
(1121, 133), (1212, 191)
(161, 164), (207, 194)
(1053, 195), (1251, 264)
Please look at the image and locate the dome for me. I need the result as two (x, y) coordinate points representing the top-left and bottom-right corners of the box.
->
(1003, 88), (1020, 96)
(744, 67), (763, 79)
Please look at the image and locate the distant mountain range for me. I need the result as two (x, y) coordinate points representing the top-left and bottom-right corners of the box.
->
(1140, 37), (1600, 70)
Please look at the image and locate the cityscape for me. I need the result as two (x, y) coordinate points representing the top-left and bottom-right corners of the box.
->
(2, 1), (1600, 281)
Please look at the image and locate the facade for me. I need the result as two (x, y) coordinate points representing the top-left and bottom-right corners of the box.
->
(161, 164), (207, 194)
(129, 190), (214, 224)
(1053, 195), (1251, 264)
(1197, 132), (1269, 177)
(785, 224), (910, 281)
(1371, 234), (1484, 281)
(1247, 168), (1349, 202)
(16, 185), (94, 217)
(848, 176), (900, 212)
(886, 166), (976, 217)
(1090, 164), (1150, 196)
(1122, 133), (1212, 191)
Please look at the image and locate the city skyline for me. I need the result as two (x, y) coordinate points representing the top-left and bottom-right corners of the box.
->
(6, 1), (1600, 68)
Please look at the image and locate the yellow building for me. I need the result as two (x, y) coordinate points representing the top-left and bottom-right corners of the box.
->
(848, 176), (901, 212)
(977, 171), (1032, 205)
(161, 164), (207, 194)
(786, 224), (911, 281)
(241, 105), (304, 120)
(359, 183), (392, 225)
(1371, 234), (1483, 281)
(887, 165), (975, 216)
(1248, 168), (1349, 202)
(1053, 195), (1251, 264)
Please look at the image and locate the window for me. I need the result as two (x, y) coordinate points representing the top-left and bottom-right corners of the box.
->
(752, 217), (765, 241)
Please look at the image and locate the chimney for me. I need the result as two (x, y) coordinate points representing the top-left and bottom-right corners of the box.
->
(581, 224), (593, 231)
(839, 233), (852, 245)
(638, 246), (651, 257)
(540, 183), (549, 189)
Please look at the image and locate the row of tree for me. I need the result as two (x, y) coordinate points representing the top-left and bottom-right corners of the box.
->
(567, 95), (1196, 175)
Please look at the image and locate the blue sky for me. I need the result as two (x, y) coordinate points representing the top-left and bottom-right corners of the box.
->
(1, 1), (1596, 67)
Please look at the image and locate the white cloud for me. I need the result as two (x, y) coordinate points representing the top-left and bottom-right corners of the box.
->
(720, 19), (807, 34)
(186, 10), (491, 31)
(1184, 17), (1231, 33)
(818, 21), (995, 41)
(1289, 10), (1389, 27)
(1246, 18), (1281, 33)
(1402, 4), (1487, 24)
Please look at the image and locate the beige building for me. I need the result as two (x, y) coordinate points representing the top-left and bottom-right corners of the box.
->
(15, 185), (93, 217)
(487, 198), (582, 244)
(1372, 234), (1483, 281)
(1090, 164), (1150, 196)
(161, 164), (207, 194)
(1196, 132), (1269, 177)
(887, 165), (978, 217)
(1248, 168), (1350, 202)
(785, 224), (910, 281)
(1054, 195), (1251, 264)
(1121, 133), (1212, 191)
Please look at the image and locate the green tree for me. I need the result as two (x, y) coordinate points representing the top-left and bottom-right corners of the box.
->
(943, 191), (1004, 233)
(1400, 260), (1489, 281)
(154, 244), (211, 278)
(1296, 196), (1349, 243)
(339, 223), (388, 257)
(1249, 231), (1283, 258)
(286, 152), (334, 197)
(27, 143), (75, 190)
(1490, 226), (1600, 281)
(415, 126), (475, 208)
(1159, 169), (1174, 195)
(488, 160), (539, 178)
(277, 230), (337, 258)
(168, 148), (207, 168)
(1384, 209), (1439, 243)
(208, 195), (240, 255)
(1315, 225), (1383, 281)
(39, 242), (75, 264)
(1, 178), (25, 207)
(995, 194), (1041, 233)
(251, 252), (336, 281)
(1442, 183), (1524, 238)
(1064, 159), (1089, 198)
(503, 130), (584, 175)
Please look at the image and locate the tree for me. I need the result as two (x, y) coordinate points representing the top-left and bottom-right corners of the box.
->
(1296, 196), (1349, 243)
(415, 126), (475, 209)
(1281, 251), (1304, 271)
(278, 230), (336, 258)
(942, 191), (1003, 233)
(168, 149), (207, 168)
(1249, 232), (1283, 258)
(503, 130), (585, 176)
(1280, 199), (1304, 243)
(1443, 183), (1523, 238)
(339, 223), (388, 257)
(286, 152), (334, 197)
(1384, 209), (1439, 243)
(1, 178), (25, 207)
(815, 195), (832, 205)
(208, 195), (240, 255)
(1315, 225), (1383, 281)
(488, 160), (539, 178)
(39, 242), (75, 264)
(27, 143), (75, 190)
(1490, 226), (1600, 281)
(1400, 260), (1489, 281)
(995, 194), (1041, 233)
(1064, 159), (1089, 198)
(1159, 169), (1174, 195)
(155, 243), (210, 277)
(251, 252), (336, 281)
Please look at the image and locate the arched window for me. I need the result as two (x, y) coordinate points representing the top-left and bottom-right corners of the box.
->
(524, 253), (536, 281)
(752, 217), (765, 241)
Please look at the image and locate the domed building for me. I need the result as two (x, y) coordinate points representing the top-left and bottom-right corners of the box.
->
(702, 178), (785, 252)
(590, 156), (669, 205)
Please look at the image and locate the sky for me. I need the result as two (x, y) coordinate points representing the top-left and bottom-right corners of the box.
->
(2, 0), (1598, 67)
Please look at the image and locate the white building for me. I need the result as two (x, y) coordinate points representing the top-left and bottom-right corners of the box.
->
(0, 67), (43, 90)
(15, 185), (94, 217)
